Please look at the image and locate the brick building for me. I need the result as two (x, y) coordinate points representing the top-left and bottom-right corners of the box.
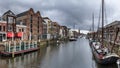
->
(2, 10), (16, 41)
(17, 8), (43, 40)
(0, 21), (7, 41)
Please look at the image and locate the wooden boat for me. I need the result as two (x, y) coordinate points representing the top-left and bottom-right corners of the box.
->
(90, 0), (119, 64)
(91, 41), (119, 64)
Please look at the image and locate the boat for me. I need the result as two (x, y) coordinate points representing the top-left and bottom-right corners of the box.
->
(91, 41), (119, 64)
(90, 0), (119, 64)
(69, 36), (77, 41)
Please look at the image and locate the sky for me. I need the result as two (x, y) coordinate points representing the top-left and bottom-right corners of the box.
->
(0, 0), (120, 30)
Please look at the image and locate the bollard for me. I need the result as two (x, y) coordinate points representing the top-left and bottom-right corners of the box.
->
(12, 47), (14, 58)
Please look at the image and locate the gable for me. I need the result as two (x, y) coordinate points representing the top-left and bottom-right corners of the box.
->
(2, 10), (15, 17)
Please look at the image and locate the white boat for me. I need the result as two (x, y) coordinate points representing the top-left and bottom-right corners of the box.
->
(69, 37), (77, 41)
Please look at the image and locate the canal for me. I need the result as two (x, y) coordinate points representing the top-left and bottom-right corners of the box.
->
(0, 37), (118, 68)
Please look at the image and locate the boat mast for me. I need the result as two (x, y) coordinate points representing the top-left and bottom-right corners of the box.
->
(102, 0), (104, 46)
(92, 13), (95, 40)
(92, 13), (94, 32)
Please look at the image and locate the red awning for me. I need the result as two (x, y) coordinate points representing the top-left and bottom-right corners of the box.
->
(16, 32), (23, 37)
(7, 32), (14, 37)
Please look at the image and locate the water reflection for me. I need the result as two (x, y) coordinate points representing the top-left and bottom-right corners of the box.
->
(0, 38), (118, 68)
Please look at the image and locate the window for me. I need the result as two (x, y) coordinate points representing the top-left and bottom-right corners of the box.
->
(8, 17), (13, 23)
(30, 15), (32, 23)
(38, 21), (39, 33)
(31, 29), (32, 33)
(30, 24), (32, 28)
(3, 26), (5, 31)
(0, 26), (1, 31)
(22, 28), (24, 32)
(19, 29), (21, 32)
(8, 25), (12, 31)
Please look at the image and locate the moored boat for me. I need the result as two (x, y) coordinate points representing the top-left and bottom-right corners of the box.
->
(69, 37), (77, 41)
(91, 41), (119, 64)
(89, 0), (120, 64)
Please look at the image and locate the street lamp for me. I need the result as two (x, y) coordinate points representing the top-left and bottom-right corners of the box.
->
(117, 59), (120, 68)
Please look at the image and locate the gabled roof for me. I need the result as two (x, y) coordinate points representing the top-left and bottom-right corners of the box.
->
(17, 8), (34, 17)
(2, 10), (16, 16)
(42, 17), (50, 19)
(17, 10), (28, 17)
(105, 21), (120, 28)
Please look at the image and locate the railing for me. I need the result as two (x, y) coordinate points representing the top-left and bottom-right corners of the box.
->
(3, 41), (38, 52)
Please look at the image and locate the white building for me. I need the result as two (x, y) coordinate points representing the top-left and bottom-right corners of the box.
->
(16, 21), (27, 40)
(43, 17), (52, 40)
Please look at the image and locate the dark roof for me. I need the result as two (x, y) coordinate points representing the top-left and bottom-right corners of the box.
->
(42, 17), (49, 19)
(17, 10), (28, 17)
(2, 10), (15, 16)
(42, 19), (45, 22)
(61, 26), (67, 28)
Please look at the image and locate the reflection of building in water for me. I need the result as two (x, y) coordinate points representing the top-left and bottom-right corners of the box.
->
(0, 59), (8, 68)
(0, 51), (38, 68)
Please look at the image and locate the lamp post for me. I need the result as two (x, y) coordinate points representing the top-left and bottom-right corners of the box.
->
(117, 59), (120, 68)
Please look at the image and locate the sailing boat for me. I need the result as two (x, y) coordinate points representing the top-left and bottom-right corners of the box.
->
(91, 0), (119, 64)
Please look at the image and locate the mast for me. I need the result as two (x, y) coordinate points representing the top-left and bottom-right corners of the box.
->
(102, 0), (104, 46)
(92, 13), (94, 32)
(92, 13), (95, 40)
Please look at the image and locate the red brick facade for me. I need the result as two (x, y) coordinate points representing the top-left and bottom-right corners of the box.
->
(17, 8), (43, 40)
(0, 21), (7, 32)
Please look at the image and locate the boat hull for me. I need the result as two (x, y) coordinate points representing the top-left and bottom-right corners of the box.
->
(93, 51), (119, 64)
(91, 43), (119, 64)
(69, 38), (77, 41)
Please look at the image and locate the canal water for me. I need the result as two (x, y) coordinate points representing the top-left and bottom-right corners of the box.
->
(0, 37), (118, 68)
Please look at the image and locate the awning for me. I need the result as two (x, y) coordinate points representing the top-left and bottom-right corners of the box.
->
(7, 32), (14, 37)
(16, 32), (23, 37)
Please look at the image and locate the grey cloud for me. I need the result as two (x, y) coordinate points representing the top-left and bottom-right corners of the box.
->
(0, 0), (118, 30)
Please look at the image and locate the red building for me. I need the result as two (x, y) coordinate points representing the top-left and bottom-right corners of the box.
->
(17, 8), (43, 40)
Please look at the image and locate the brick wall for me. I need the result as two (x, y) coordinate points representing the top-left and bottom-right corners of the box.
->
(17, 8), (43, 40)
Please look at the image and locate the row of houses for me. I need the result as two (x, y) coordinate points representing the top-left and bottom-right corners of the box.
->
(0, 8), (80, 42)
(88, 21), (120, 44)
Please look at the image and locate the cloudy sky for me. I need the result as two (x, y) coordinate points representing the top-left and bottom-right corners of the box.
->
(0, 0), (120, 30)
